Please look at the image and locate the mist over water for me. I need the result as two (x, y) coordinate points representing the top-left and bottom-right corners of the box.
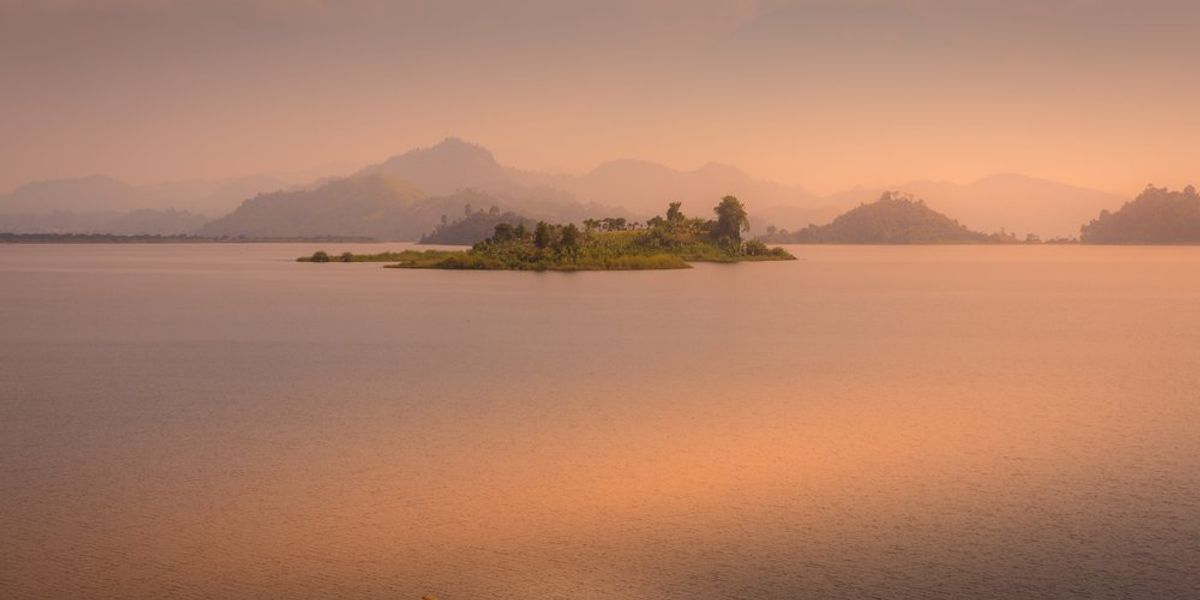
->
(2, 244), (1199, 598)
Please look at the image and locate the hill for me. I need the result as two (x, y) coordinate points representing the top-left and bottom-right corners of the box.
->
(761, 192), (995, 244)
(808, 174), (1124, 239)
(357, 137), (518, 196)
(199, 175), (426, 239)
(0, 175), (143, 214)
(420, 209), (536, 245)
(2, 139), (1130, 240)
(1081, 185), (1200, 244)
(567, 159), (819, 221)
(0, 209), (208, 235)
(0, 174), (290, 217)
(200, 173), (621, 241)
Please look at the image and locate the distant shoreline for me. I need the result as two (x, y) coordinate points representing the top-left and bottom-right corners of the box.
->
(0, 233), (381, 244)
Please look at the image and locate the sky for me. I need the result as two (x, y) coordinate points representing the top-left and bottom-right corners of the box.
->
(1, 0), (1197, 195)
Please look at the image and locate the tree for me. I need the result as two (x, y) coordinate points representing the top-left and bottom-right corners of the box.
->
(492, 223), (515, 243)
(560, 223), (580, 252)
(464, 203), (472, 216)
(666, 201), (684, 224)
(309, 250), (330, 263)
(583, 218), (599, 233)
(712, 195), (749, 249)
(743, 239), (769, 256)
(488, 205), (500, 216)
(533, 221), (552, 249)
(601, 217), (627, 231)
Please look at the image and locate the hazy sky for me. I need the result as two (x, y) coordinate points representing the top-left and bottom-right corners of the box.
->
(2, 0), (1197, 195)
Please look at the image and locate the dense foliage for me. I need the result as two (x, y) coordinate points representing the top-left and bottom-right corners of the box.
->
(301, 197), (794, 271)
(759, 192), (1001, 244)
(1080, 185), (1200, 244)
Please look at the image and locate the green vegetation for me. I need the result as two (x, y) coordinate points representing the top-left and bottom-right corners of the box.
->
(1081, 185), (1200, 244)
(300, 197), (794, 271)
(759, 192), (1021, 244)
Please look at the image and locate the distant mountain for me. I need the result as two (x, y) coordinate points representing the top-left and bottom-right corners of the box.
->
(0, 174), (292, 218)
(200, 175), (426, 239)
(104, 209), (210, 235)
(199, 172), (625, 241)
(0, 175), (143, 214)
(420, 209), (535, 246)
(0, 209), (208, 235)
(139, 174), (292, 216)
(357, 137), (519, 196)
(560, 162), (1121, 239)
(813, 174), (1124, 239)
(566, 159), (819, 221)
(762, 192), (994, 244)
(2, 139), (1131, 240)
(1081, 185), (1200, 244)
(753, 203), (846, 236)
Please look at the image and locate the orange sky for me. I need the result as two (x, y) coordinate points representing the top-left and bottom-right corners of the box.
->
(1, 0), (1196, 195)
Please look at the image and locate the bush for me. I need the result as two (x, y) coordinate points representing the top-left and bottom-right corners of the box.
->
(743, 239), (769, 256)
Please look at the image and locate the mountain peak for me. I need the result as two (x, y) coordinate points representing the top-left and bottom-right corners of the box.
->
(693, 162), (751, 180)
(410, 137), (497, 164)
(357, 138), (511, 196)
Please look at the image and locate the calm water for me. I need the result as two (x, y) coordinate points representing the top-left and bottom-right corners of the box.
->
(2, 243), (1199, 599)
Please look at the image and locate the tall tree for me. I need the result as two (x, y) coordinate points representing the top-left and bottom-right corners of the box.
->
(533, 221), (552, 249)
(560, 223), (580, 251)
(666, 201), (684, 224)
(712, 195), (749, 248)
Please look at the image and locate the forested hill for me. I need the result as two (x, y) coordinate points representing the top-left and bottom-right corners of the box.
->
(420, 208), (536, 245)
(1081, 185), (1200, 244)
(759, 192), (994, 244)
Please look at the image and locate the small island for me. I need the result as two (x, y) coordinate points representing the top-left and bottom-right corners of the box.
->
(759, 192), (1046, 244)
(299, 196), (795, 270)
(1081, 185), (1200, 244)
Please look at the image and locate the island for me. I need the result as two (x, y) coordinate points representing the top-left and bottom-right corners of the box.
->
(759, 192), (1037, 244)
(299, 196), (795, 270)
(1081, 185), (1200, 244)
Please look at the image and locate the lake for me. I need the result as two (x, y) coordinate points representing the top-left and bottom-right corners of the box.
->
(2, 243), (1199, 599)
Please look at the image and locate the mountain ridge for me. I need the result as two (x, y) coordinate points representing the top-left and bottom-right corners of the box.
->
(2, 138), (1130, 239)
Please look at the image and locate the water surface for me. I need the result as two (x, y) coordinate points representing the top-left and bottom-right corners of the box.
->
(2, 243), (1199, 599)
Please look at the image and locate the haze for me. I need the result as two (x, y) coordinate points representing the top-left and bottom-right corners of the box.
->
(2, 0), (1198, 196)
